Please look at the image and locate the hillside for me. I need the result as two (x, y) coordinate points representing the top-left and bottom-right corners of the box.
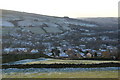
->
(1, 9), (119, 62)
(1, 9), (99, 34)
(79, 17), (118, 28)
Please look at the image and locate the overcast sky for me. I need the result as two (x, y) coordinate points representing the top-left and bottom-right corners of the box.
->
(0, 0), (119, 18)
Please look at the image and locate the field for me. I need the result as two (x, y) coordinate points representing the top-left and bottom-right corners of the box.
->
(24, 27), (46, 34)
(2, 58), (119, 78)
(2, 69), (119, 78)
(26, 58), (119, 64)
(2, 27), (15, 34)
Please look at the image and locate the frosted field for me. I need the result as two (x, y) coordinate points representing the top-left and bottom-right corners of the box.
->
(2, 67), (119, 78)
(2, 58), (119, 78)
(2, 58), (119, 65)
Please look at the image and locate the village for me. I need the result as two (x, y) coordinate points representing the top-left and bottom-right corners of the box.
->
(2, 45), (118, 59)
(2, 26), (118, 60)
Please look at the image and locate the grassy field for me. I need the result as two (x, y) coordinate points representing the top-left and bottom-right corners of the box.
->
(24, 27), (46, 34)
(2, 27), (15, 34)
(26, 58), (119, 64)
(2, 58), (119, 78)
(2, 70), (119, 78)
(43, 27), (62, 33)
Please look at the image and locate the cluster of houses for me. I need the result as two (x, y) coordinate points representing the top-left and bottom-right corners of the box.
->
(46, 48), (115, 59)
(43, 45), (117, 59)
(2, 44), (118, 59)
(3, 48), (39, 54)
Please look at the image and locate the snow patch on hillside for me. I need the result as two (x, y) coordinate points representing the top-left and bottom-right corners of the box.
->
(1, 20), (14, 27)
